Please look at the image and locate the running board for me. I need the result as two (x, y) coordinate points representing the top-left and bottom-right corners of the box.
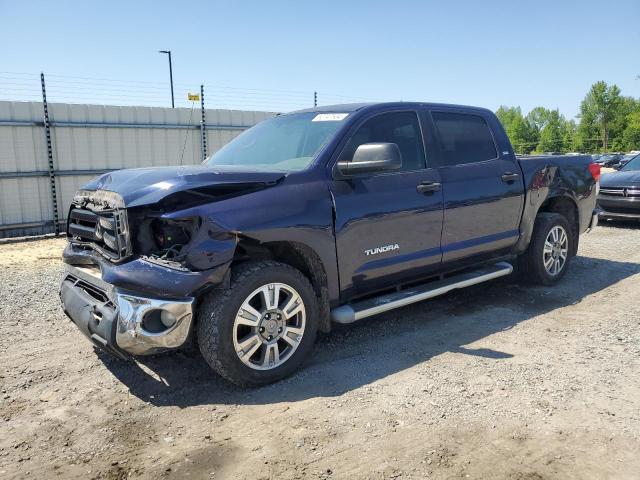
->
(331, 261), (513, 324)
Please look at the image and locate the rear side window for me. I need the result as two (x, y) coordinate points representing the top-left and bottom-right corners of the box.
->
(339, 111), (426, 171)
(431, 112), (498, 166)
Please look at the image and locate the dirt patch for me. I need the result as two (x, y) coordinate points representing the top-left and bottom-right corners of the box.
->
(0, 237), (66, 266)
(1, 224), (639, 479)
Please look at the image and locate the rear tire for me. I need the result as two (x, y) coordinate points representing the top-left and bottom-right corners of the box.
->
(519, 213), (573, 286)
(197, 260), (318, 387)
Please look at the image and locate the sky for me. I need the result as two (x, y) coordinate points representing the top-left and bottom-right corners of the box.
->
(1, 0), (639, 119)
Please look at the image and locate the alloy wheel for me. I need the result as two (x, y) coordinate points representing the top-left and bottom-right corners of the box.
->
(543, 225), (569, 276)
(232, 282), (306, 370)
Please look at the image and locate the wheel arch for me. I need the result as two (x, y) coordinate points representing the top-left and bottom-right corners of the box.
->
(536, 195), (580, 256)
(516, 192), (580, 257)
(232, 238), (332, 333)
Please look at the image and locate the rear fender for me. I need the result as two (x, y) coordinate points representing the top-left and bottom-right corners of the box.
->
(516, 189), (580, 255)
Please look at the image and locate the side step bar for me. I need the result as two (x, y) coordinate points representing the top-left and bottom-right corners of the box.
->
(331, 261), (513, 324)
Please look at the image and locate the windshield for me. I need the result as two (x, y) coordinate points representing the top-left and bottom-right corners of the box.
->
(204, 112), (348, 172)
(622, 154), (640, 171)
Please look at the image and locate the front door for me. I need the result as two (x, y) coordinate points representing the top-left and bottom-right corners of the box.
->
(329, 110), (444, 300)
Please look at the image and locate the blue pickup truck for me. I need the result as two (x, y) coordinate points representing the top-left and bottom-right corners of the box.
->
(60, 102), (600, 386)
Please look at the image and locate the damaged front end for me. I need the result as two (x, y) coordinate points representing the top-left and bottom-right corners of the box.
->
(67, 189), (132, 262)
(61, 171), (282, 357)
(60, 267), (195, 357)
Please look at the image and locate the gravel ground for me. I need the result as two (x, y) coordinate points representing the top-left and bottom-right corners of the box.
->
(1, 223), (639, 479)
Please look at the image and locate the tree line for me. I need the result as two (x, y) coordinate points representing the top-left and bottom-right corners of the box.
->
(496, 81), (640, 154)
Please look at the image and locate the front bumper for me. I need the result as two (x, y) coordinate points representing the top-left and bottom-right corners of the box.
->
(60, 265), (194, 357)
(597, 196), (640, 221)
(599, 210), (640, 220)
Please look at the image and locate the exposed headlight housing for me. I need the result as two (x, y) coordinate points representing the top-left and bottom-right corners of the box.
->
(72, 189), (125, 209)
(72, 189), (92, 205)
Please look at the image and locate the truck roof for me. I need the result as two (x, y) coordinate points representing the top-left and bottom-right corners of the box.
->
(292, 101), (494, 115)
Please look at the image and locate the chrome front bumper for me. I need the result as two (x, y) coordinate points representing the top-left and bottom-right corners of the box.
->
(60, 265), (194, 356)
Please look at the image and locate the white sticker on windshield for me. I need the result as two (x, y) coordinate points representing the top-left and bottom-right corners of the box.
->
(312, 113), (349, 122)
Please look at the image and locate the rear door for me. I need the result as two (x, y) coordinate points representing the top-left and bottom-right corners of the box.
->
(329, 110), (444, 299)
(427, 109), (524, 263)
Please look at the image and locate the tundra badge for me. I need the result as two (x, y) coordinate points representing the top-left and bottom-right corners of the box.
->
(365, 244), (399, 256)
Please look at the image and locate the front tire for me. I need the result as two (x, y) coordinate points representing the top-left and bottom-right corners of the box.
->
(197, 261), (318, 387)
(519, 212), (573, 286)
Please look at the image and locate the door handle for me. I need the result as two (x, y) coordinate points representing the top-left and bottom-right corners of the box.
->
(501, 172), (520, 183)
(417, 181), (441, 194)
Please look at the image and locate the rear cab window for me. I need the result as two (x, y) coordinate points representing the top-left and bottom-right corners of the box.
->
(431, 111), (498, 166)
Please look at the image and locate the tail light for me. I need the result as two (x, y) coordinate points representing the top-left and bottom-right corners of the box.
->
(588, 163), (601, 182)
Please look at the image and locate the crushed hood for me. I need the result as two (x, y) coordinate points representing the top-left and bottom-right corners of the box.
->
(600, 170), (640, 188)
(82, 166), (286, 208)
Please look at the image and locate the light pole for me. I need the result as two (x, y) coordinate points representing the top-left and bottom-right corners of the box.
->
(158, 50), (174, 108)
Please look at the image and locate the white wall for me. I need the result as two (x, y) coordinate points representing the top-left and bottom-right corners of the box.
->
(0, 101), (275, 238)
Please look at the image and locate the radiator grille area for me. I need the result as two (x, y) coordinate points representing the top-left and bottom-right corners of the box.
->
(599, 187), (640, 198)
(67, 205), (131, 261)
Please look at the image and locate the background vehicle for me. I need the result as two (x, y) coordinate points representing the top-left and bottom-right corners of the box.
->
(616, 152), (640, 170)
(595, 153), (624, 168)
(60, 102), (600, 386)
(598, 153), (640, 221)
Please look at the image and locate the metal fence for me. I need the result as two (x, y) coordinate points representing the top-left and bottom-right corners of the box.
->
(0, 100), (275, 238)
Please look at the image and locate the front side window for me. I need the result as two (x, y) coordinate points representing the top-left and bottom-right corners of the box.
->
(205, 112), (346, 172)
(338, 111), (427, 171)
(432, 112), (498, 166)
